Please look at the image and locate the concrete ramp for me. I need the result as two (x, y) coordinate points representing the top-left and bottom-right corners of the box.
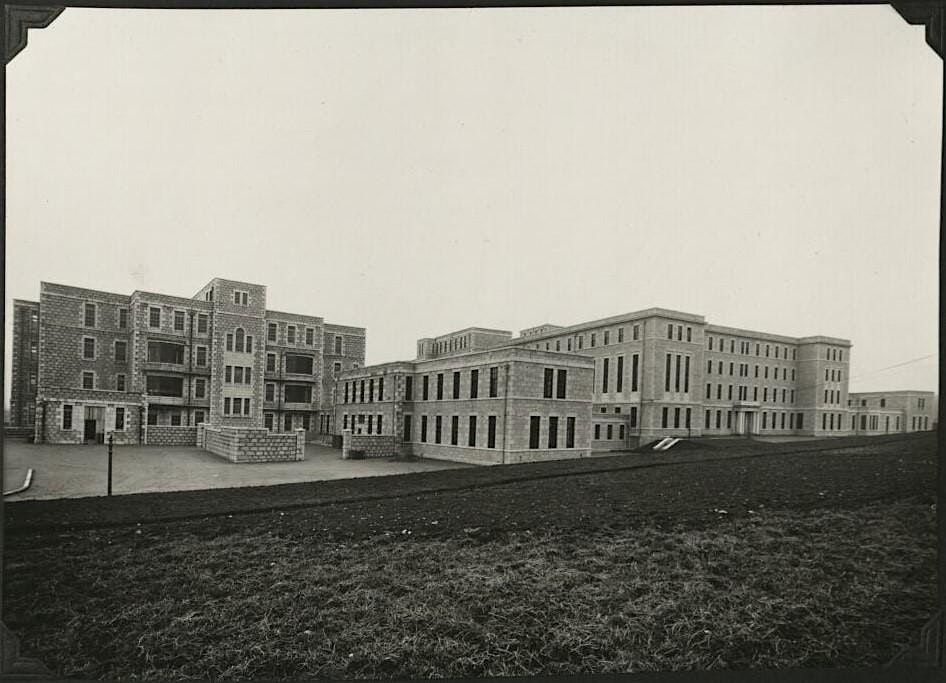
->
(653, 437), (682, 452)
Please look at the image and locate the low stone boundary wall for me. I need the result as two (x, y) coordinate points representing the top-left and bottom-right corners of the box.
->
(341, 430), (396, 459)
(198, 425), (305, 463)
(144, 425), (198, 446)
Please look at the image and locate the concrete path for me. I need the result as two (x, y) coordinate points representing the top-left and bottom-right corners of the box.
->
(1, 440), (469, 501)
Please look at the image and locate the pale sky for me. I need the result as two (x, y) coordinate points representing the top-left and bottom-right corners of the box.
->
(5, 5), (941, 406)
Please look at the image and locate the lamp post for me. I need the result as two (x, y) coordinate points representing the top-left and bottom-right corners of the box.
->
(107, 432), (114, 496)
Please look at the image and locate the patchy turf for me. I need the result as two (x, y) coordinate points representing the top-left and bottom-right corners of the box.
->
(2, 433), (938, 678)
(5, 432), (929, 533)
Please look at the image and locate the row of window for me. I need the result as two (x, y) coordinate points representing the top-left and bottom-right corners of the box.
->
(532, 324), (642, 352)
(703, 409), (806, 431)
(267, 322), (319, 348)
(344, 367), (512, 404)
(146, 306), (210, 334)
(223, 397), (252, 416)
(146, 410), (206, 426)
(434, 335), (469, 354)
(705, 383), (796, 404)
(826, 347), (843, 362)
(821, 413), (846, 431)
(593, 421), (630, 440)
(225, 366), (253, 384)
(824, 368), (843, 382)
(226, 329), (254, 353)
(597, 355), (640, 394)
(663, 354), (691, 394)
(824, 389), (842, 405)
(344, 376), (386, 403)
(707, 336), (797, 360)
(263, 412), (315, 431)
(83, 303), (131, 331)
(61, 404), (128, 431)
(265, 353), (319, 375)
(707, 361), (795, 382)
(266, 384), (313, 403)
(912, 415), (930, 430)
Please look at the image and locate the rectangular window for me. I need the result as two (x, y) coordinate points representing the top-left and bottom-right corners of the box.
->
(435, 415), (442, 444)
(705, 409), (711, 429)
(378, 377), (384, 401)
(667, 323), (673, 339)
(225, 366), (233, 383)
(287, 326), (296, 344)
(147, 375), (182, 396)
(268, 323), (277, 342)
(63, 404), (73, 430)
(684, 356), (690, 393)
(83, 337), (95, 360)
(266, 383), (275, 401)
(529, 416), (541, 449)
(604, 331), (610, 345)
(630, 406), (637, 428)
(197, 314), (208, 333)
(452, 372), (460, 399)
(234, 367), (244, 384)
(116, 374), (126, 391)
(602, 358), (610, 393)
(595, 424), (601, 439)
(665, 354), (671, 391)
(117, 308), (128, 330)
(661, 407), (668, 428)
(149, 306), (161, 328)
(170, 413), (182, 427)
(565, 416), (576, 447)
(468, 369), (479, 399)
(148, 411), (157, 426)
(224, 398), (231, 414)
(195, 410), (205, 425)
(618, 328), (625, 343)
(284, 414), (292, 431)
(285, 355), (315, 375)
(285, 385), (312, 403)
(226, 334), (234, 352)
(607, 424), (613, 440)
(548, 416), (559, 448)
(334, 336), (343, 354)
(266, 354), (276, 372)
(84, 303), (96, 327)
(174, 311), (185, 331)
(82, 371), (94, 389)
(195, 378), (206, 399)
(421, 415), (428, 442)
(147, 341), (185, 365)
(423, 375), (430, 400)
(450, 416), (459, 445)
(437, 374), (444, 400)
(404, 414), (413, 441)
(305, 328), (314, 346)
(686, 327), (692, 342)
(488, 415), (497, 448)
(716, 410), (721, 429)
(544, 368), (554, 398)
(468, 416), (477, 447)
(556, 369), (567, 399)
(377, 414), (383, 434)
(590, 333), (596, 347)
(578, 335), (584, 350)
(674, 354), (681, 392)
(674, 407), (680, 428)
(633, 325), (640, 341)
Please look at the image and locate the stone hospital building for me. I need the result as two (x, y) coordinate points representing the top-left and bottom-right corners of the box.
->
(335, 307), (936, 464)
(10, 288), (936, 461)
(11, 278), (364, 445)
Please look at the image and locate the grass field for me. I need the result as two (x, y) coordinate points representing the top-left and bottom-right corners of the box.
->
(3, 433), (938, 678)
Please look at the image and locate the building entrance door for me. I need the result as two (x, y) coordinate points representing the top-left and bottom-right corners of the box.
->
(84, 406), (105, 443)
(84, 419), (97, 442)
(744, 412), (754, 435)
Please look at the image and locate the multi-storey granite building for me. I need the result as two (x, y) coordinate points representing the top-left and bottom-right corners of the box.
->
(12, 278), (365, 445)
(9, 299), (40, 430)
(847, 390), (937, 435)
(335, 329), (595, 464)
(335, 307), (871, 464)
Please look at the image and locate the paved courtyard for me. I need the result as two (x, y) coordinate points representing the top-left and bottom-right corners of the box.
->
(2, 439), (470, 501)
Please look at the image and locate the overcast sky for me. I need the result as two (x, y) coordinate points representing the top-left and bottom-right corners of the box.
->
(5, 5), (941, 405)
